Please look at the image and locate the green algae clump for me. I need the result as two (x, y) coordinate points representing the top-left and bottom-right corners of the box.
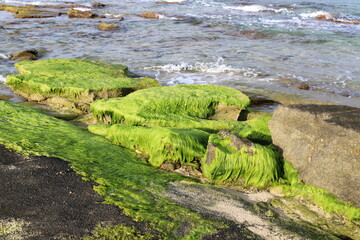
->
(6, 59), (160, 110)
(91, 84), (251, 132)
(0, 101), (221, 239)
(89, 124), (210, 167)
(202, 131), (281, 188)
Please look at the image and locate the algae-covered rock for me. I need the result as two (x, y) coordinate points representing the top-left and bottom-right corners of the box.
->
(89, 124), (210, 167)
(91, 84), (251, 132)
(6, 59), (160, 111)
(0, 100), (221, 239)
(202, 131), (281, 187)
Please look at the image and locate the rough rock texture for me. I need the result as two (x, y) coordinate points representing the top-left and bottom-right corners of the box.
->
(269, 104), (360, 207)
(98, 23), (120, 31)
(139, 11), (163, 19)
(10, 49), (38, 61)
(67, 8), (102, 18)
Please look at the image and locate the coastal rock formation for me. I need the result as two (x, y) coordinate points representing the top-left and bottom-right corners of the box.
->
(269, 104), (360, 207)
(10, 49), (38, 61)
(67, 8), (103, 18)
(139, 11), (164, 19)
(97, 23), (120, 31)
(202, 130), (281, 187)
(6, 59), (160, 112)
(0, 4), (63, 18)
(91, 84), (251, 131)
(88, 124), (210, 167)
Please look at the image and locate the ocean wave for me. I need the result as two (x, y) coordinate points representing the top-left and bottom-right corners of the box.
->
(146, 58), (242, 74)
(3, 0), (57, 5)
(223, 4), (293, 14)
(300, 11), (360, 25)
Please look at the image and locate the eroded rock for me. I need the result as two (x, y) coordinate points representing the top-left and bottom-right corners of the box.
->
(10, 49), (38, 61)
(97, 23), (120, 31)
(269, 104), (360, 207)
(67, 8), (104, 18)
(139, 11), (164, 19)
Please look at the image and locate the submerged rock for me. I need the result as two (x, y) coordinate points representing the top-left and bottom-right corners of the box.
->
(139, 11), (164, 19)
(97, 23), (120, 31)
(10, 49), (38, 61)
(67, 8), (104, 18)
(0, 4), (63, 18)
(6, 59), (160, 112)
(91, 84), (251, 131)
(202, 131), (281, 187)
(269, 104), (360, 208)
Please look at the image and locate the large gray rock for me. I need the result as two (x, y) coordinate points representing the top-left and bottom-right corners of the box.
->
(269, 104), (360, 207)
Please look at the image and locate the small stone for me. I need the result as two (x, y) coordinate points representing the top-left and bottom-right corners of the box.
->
(10, 49), (38, 61)
(97, 23), (120, 31)
(296, 83), (310, 90)
(139, 11), (163, 19)
(67, 8), (104, 18)
(92, 2), (106, 8)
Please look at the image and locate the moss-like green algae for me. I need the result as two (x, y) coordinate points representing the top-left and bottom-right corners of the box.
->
(91, 84), (251, 131)
(0, 100), (221, 239)
(6, 59), (160, 104)
(89, 124), (210, 167)
(202, 133), (281, 188)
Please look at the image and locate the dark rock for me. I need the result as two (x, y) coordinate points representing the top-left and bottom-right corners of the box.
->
(269, 104), (360, 207)
(10, 49), (38, 61)
(0, 25), (4, 29)
(296, 83), (310, 90)
(97, 23), (120, 31)
(92, 2), (106, 8)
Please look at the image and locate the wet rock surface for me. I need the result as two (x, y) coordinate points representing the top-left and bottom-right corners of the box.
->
(269, 104), (360, 207)
(10, 49), (38, 61)
(98, 22), (120, 31)
(0, 145), (149, 239)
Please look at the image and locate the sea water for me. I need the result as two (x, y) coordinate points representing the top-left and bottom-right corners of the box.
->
(0, 0), (359, 107)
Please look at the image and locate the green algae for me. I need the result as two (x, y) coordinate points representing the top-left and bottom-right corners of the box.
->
(0, 219), (28, 240)
(91, 84), (251, 132)
(6, 59), (160, 103)
(0, 100), (221, 239)
(81, 224), (154, 240)
(232, 117), (272, 144)
(276, 161), (360, 221)
(202, 133), (281, 187)
(88, 124), (210, 167)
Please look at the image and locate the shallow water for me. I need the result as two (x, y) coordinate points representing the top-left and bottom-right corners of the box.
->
(0, 0), (359, 107)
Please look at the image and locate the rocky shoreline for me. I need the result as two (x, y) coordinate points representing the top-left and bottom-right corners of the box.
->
(0, 57), (359, 239)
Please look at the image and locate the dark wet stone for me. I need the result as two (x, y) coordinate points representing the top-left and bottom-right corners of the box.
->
(10, 49), (38, 61)
(269, 104), (360, 207)
(92, 2), (106, 8)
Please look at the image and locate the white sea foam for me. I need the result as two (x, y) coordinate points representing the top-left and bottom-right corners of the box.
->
(0, 75), (6, 84)
(0, 53), (9, 60)
(146, 58), (244, 74)
(73, 7), (92, 12)
(300, 11), (332, 19)
(224, 5), (269, 13)
(3, 0), (56, 5)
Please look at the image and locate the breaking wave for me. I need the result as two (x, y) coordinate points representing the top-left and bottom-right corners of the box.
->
(0, 75), (6, 84)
